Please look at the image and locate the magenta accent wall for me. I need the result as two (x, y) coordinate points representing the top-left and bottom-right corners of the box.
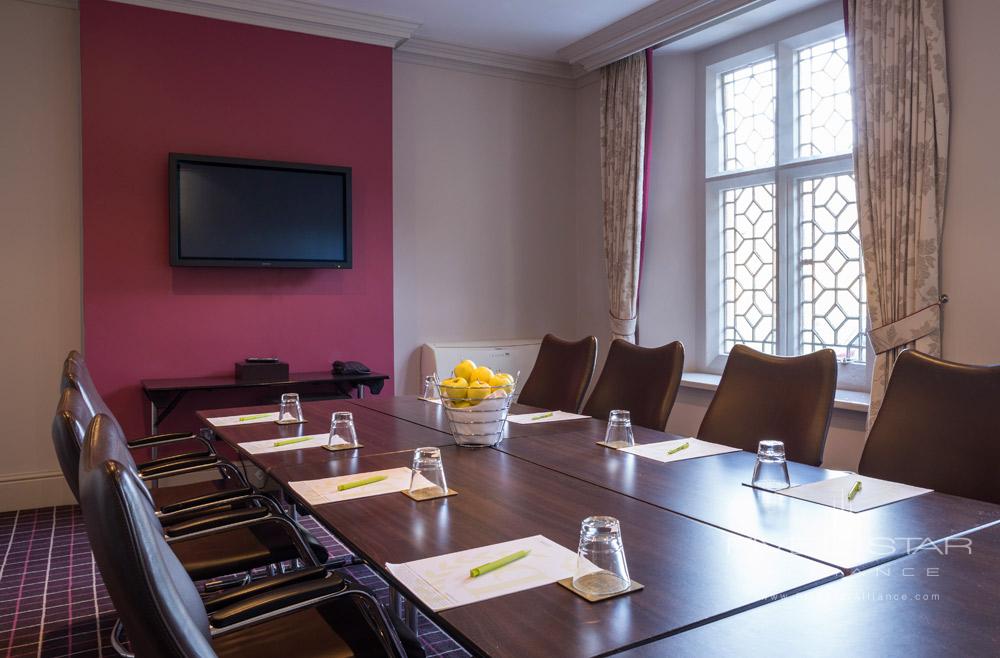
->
(80, 0), (394, 436)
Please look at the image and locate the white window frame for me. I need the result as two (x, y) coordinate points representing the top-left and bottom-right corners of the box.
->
(702, 19), (872, 392)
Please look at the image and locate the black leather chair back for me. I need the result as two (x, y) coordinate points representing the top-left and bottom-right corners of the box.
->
(51, 387), (92, 501)
(698, 345), (837, 466)
(859, 350), (1000, 504)
(517, 334), (598, 413)
(583, 340), (684, 430)
(80, 414), (215, 658)
(62, 353), (114, 419)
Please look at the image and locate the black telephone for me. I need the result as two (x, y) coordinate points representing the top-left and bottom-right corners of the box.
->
(332, 360), (371, 375)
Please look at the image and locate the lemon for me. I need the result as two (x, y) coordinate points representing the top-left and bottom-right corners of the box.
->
(454, 360), (476, 381)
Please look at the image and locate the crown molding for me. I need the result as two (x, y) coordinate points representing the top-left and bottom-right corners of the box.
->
(558, 0), (763, 71)
(109, 0), (421, 48)
(16, 0), (79, 9)
(395, 38), (583, 88)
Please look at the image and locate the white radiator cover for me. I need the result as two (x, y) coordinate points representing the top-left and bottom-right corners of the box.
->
(420, 339), (543, 384)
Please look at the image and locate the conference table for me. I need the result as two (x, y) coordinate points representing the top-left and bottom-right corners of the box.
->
(198, 396), (1000, 657)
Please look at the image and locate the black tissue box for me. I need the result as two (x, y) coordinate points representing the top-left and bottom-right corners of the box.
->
(235, 360), (289, 383)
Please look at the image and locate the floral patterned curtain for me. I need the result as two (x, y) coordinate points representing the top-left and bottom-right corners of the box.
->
(847, 0), (950, 428)
(600, 52), (647, 343)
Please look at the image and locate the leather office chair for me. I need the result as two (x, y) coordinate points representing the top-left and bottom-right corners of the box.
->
(517, 334), (598, 413)
(62, 352), (217, 462)
(80, 413), (330, 581)
(582, 340), (684, 430)
(79, 446), (420, 657)
(53, 386), (248, 510)
(859, 350), (1000, 504)
(697, 345), (837, 466)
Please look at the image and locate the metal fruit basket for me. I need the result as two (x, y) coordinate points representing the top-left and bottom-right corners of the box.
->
(433, 374), (518, 448)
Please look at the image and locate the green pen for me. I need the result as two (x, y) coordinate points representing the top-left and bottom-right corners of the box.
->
(531, 412), (554, 421)
(847, 480), (863, 501)
(273, 437), (313, 448)
(337, 474), (388, 492)
(238, 413), (272, 422)
(470, 549), (530, 578)
(667, 441), (690, 455)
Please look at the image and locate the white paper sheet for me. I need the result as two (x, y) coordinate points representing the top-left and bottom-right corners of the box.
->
(506, 411), (591, 424)
(288, 467), (434, 505)
(238, 433), (344, 455)
(777, 474), (933, 512)
(385, 535), (594, 612)
(417, 397), (442, 405)
(619, 438), (740, 463)
(206, 411), (280, 427)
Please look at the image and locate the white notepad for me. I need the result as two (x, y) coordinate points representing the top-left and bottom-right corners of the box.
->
(619, 438), (740, 463)
(385, 535), (592, 611)
(206, 411), (280, 427)
(506, 411), (591, 424)
(238, 433), (342, 455)
(777, 474), (933, 512)
(289, 467), (433, 505)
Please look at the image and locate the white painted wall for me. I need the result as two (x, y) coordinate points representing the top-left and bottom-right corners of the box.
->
(940, 0), (1000, 367)
(392, 60), (580, 393)
(0, 0), (81, 511)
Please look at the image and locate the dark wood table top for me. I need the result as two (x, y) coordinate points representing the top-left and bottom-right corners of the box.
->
(197, 399), (453, 473)
(269, 447), (841, 658)
(617, 521), (1000, 657)
(496, 430), (1000, 573)
(145, 370), (388, 392)
(351, 395), (598, 438)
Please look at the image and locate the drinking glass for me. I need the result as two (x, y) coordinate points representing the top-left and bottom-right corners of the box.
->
(278, 393), (303, 424)
(409, 447), (448, 497)
(602, 410), (635, 448)
(751, 440), (791, 490)
(572, 516), (631, 596)
(328, 411), (359, 448)
(421, 375), (439, 400)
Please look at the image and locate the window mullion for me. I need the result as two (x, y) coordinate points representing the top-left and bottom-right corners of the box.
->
(775, 41), (796, 356)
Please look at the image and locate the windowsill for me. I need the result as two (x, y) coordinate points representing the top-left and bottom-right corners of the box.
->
(680, 372), (870, 413)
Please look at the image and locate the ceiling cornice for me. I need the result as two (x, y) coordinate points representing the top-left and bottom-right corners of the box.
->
(16, 0), (79, 9)
(395, 38), (582, 88)
(108, 0), (421, 48)
(558, 0), (762, 71)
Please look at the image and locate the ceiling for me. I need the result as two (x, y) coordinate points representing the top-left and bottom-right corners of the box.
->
(325, 0), (659, 60)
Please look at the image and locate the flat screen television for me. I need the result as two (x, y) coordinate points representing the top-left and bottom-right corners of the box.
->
(169, 153), (351, 268)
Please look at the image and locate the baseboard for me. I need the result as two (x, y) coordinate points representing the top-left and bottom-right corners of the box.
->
(0, 470), (75, 512)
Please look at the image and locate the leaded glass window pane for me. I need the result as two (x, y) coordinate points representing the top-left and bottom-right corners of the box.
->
(799, 174), (867, 362)
(722, 184), (777, 354)
(796, 36), (852, 157)
(721, 58), (776, 171)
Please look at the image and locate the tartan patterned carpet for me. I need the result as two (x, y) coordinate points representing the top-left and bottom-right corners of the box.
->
(0, 506), (468, 657)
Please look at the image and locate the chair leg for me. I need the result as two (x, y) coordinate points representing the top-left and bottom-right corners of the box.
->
(111, 618), (135, 658)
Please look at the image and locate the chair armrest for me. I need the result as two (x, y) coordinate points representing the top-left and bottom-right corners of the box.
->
(158, 487), (254, 515)
(209, 575), (348, 628)
(139, 459), (251, 488)
(138, 453), (219, 477)
(128, 432), (199, 448)
(202, 566), (330, 613)
(164, 507), (268, 537)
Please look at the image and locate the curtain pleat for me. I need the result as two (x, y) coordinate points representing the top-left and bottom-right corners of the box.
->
(847, 0), (949, 428)
(600, 52), (648, 343)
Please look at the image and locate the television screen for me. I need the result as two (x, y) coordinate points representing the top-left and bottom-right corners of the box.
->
(169, 154), (351, 268)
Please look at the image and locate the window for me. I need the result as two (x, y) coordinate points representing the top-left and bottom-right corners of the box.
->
(704, 24), (870, 389)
